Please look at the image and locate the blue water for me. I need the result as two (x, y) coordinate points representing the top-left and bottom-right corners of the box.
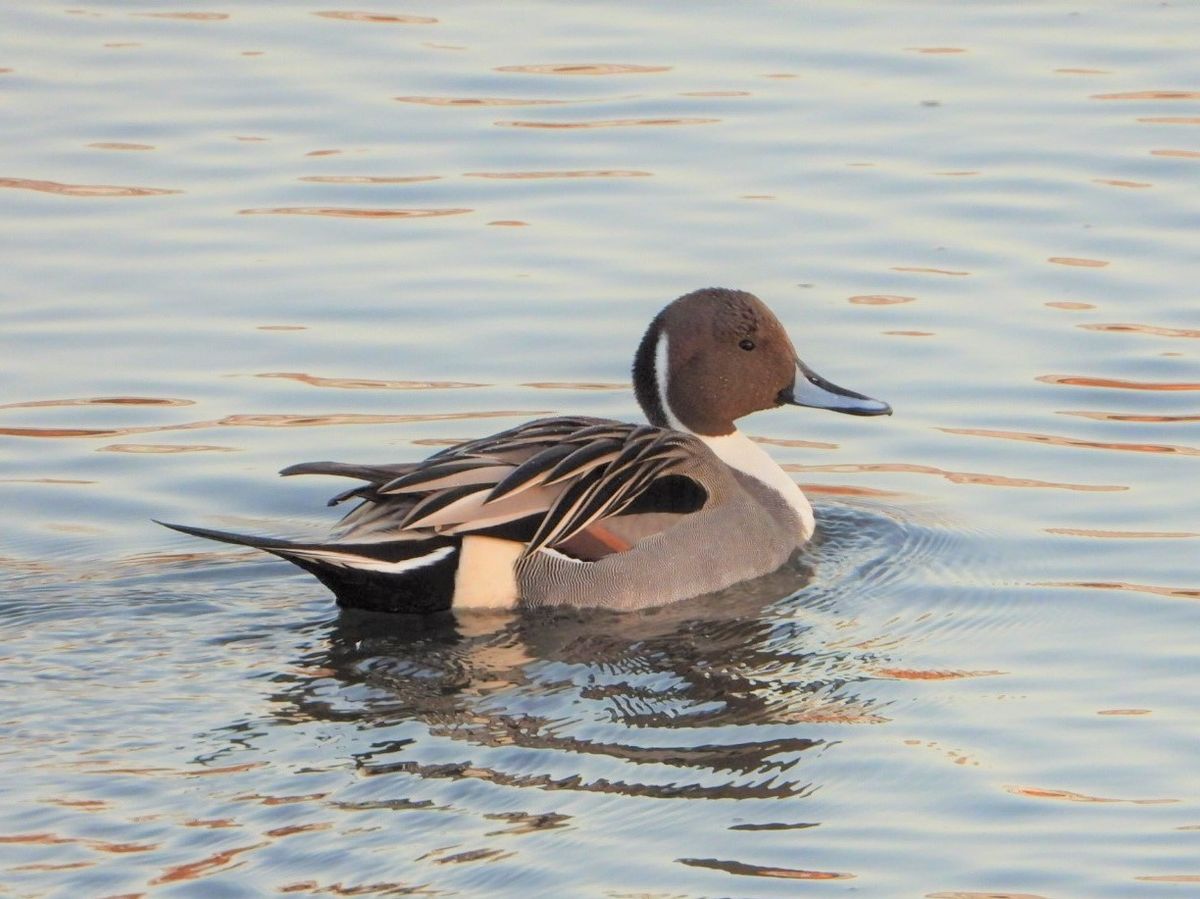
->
(2, 2), (1198, 895)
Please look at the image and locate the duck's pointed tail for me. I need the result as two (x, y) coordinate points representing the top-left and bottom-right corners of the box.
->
(155, 520), (460, 614)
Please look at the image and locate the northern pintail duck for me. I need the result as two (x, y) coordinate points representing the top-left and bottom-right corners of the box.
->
(161, 288), (890, 613)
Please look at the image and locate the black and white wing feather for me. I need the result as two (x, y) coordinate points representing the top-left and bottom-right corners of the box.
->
(321, 417), (707, 554)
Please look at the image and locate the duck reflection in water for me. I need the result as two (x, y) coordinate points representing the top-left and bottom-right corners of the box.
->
(260, 540), (890, 802)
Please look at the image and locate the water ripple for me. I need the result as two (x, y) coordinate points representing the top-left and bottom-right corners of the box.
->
(0, 177), (181, 197)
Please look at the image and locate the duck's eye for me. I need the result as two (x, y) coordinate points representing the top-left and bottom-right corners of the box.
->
(739, 338), (756, 351)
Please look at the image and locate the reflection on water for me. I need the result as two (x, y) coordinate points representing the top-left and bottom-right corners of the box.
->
(463, 169), (651, 179)
(495, 117), (720, 129)
(238, 206), (474, 218)
(3, 1), (1199, 895)
(786, 462), (1128, 492)
(394, 96), (569, 107)
(253, 372), (485, 390)
(312, 11), (438, 24)
(0, 177), (181, 197)
(298, 174), (443, 184)
(493, 63), (672, 75)
(1047, 256), (1109, 267)
(940, 427), (1200, 457)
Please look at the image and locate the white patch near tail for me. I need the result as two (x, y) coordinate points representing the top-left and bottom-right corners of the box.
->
(283, 544), (456, 573)
(452, 536), (522, 608)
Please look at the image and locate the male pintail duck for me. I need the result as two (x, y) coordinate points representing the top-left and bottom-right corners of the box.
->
(160, 288), (890, 613)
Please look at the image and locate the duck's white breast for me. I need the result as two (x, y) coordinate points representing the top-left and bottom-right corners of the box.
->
(699, 431), (815, 540)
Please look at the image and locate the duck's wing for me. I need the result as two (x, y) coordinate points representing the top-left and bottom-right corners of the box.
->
(316, 416), (709, 553)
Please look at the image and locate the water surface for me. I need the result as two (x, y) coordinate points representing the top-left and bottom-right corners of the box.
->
(2, 2), (1198, 896)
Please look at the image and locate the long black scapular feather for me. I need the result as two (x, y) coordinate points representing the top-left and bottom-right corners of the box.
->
(485, 443), (579, 504)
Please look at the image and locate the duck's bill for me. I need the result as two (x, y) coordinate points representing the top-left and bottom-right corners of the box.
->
(782, 360), (892, 416)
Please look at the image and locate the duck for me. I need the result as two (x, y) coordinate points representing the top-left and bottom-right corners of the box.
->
(160, 288), (890, 613)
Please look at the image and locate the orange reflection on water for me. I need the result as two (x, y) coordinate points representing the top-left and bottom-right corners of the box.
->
(848, 295), (915, 305)
(1092, 178), (1151, 188)
(394, 95), (566, 106)
(0, 831), (158, 854)
(151, 842), (268, 885)
(1151, 149), (1200, 159)
(1047, 256), (1108, 267)
(1046, 527), (1198, 538)
(464, 169), (651, 179)
(1097, 708), (1152, 715)
(496, 117), (719, 129)
(785, 462), (1126, 492)
(1135, 876), (1200, 884)
(1007, 785), (1178, 804)
(265, 822), (333, 839)
(940, 426), (1200, 457)
(1092, 90), (1200, 100)
(313, 11), (437, 24)
(1045, 301), (1096, 310)
(11, 862), (93, 873)
(1059, 410), (1200, 423)
(131, 11), (229, 20)
(522, 381), (627, 391)
(1080, 322), (1200, 338)
(752, 435), (838, 449)
(0, 410), (548, 439)
(44, 798), (110, 811)
(298, 174), (441, 183)
(87, 142), (154, 151)
(872, 668), (1004, 680)
(1040, 580), (1200, 600)
(487, 220), (528, 226)
(0, 177), (180, 197)
(884, 330), (934, 337)
(678, 858), (854, 880)
(891, 266), (970, 276)
(495, 63), (671, 75)
(255, 372), (484, 390)
(214, 411), (548, 428)
(238, 207), (472, 219)
(98, 444), (237, 454)
(800, 483), (907, 498)
(1038, 374), (1200, 391)
(0, 396), (192, 410)
(1055, 67), (1111, 75)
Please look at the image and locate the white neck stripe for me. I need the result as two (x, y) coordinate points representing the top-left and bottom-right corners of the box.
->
(654, 331), (687, 432)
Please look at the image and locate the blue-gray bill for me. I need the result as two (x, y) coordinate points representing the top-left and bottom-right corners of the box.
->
(782, 360), (892, 416)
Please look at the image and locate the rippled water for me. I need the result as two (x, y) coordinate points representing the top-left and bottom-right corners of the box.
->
(2, 2), (1199, 896)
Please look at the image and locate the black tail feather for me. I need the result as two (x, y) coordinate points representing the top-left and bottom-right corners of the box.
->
(155, 519), (299, 551)
(154, 520), (459, 614)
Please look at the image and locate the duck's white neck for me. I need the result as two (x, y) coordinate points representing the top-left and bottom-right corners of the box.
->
(698, 430), (815, 540)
